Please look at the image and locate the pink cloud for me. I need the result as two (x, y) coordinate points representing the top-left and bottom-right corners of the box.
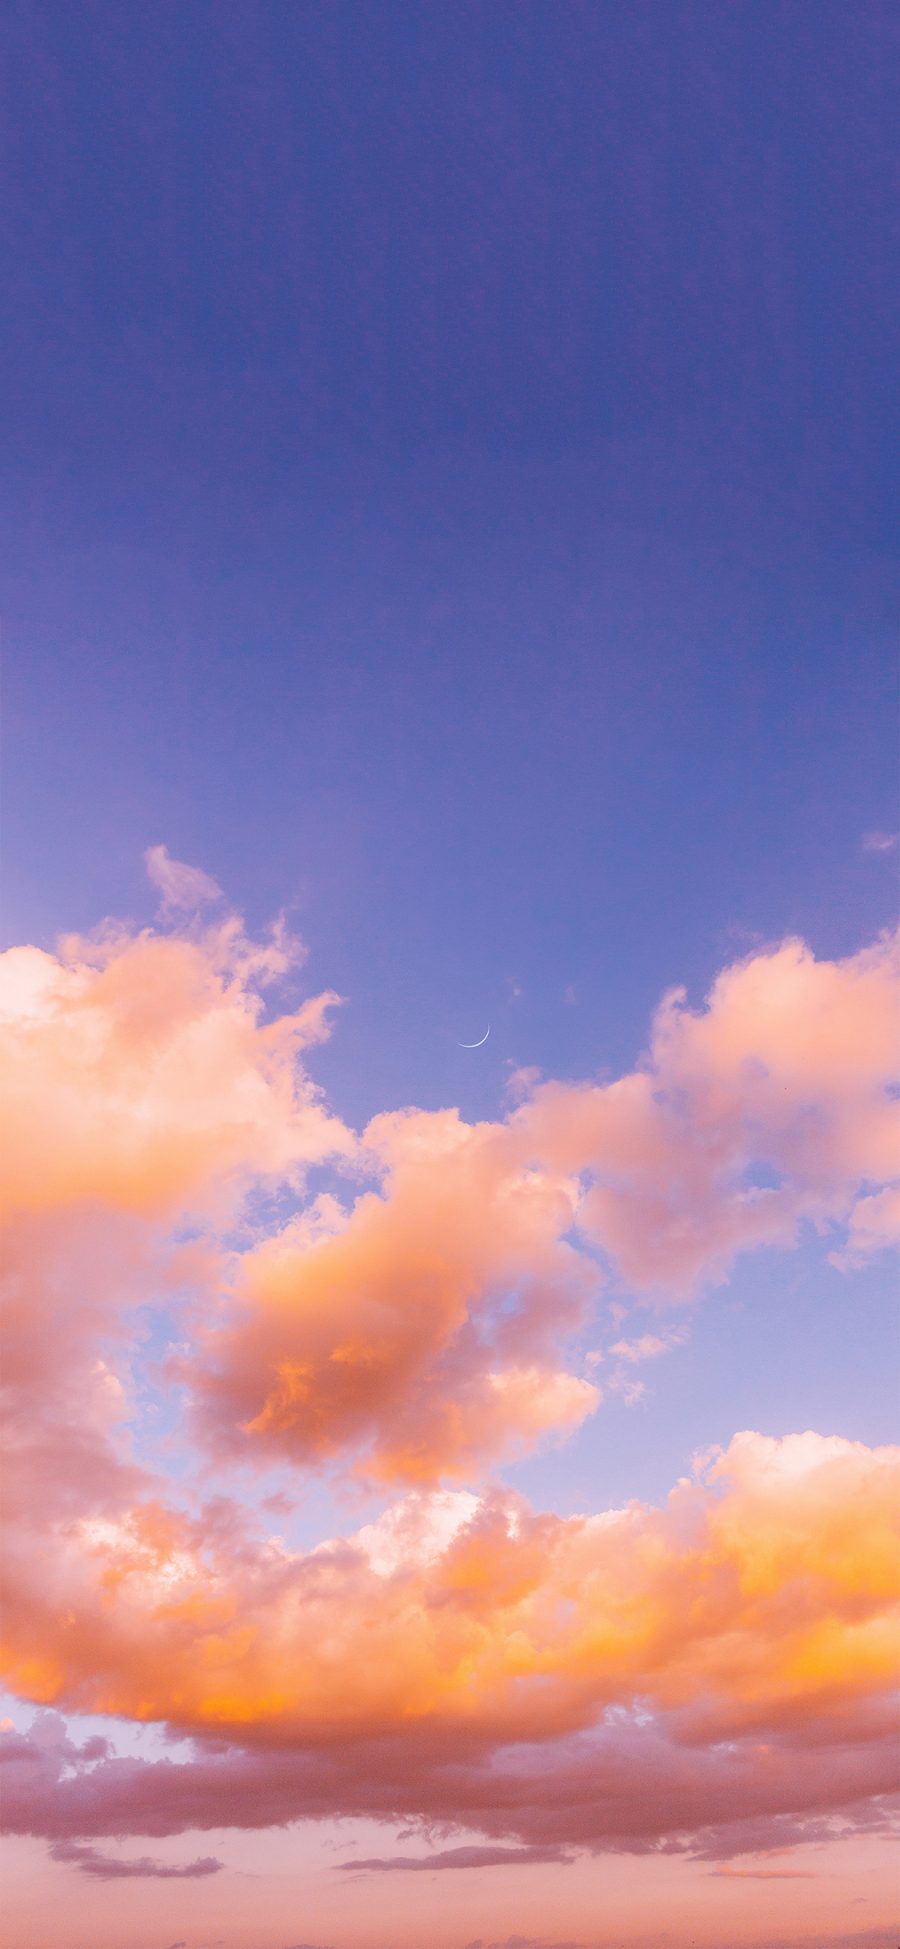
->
(0, 919), (351, 1232)
(522, 931), (900, 1297)
(2, 883), (897, 1491)
(178, 932), (900, 1480)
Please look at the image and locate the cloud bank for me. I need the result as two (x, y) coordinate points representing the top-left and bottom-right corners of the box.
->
(0, 857), (897, 1872)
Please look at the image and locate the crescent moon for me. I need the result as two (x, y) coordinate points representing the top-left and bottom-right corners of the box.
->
(458, 1025), (490, 1048)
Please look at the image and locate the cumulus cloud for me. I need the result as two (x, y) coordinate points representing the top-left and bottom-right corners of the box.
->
(837, 1184), (900, 1264)
(185, 1109), (600, 1482)
(0, 871), (898, 1878)
(1, 1434), (897, 1860)
(177, 930), (900, 1482)
(2, 883), (897, 1492)
(522, 930), (900, 1298)
(49, 1838), (222, 1878)
(0, 912), (351, 1230)
(0, 889), (357, 1695)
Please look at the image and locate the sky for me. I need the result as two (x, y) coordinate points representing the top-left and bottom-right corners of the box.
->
(1, 5), (898, 1948)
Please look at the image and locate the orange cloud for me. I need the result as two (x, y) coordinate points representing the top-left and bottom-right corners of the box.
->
(2, 1431), (896, 1749)
(188, 1107), (599, 1481)
(1, 1435), (897, 1864)
(1, 873), (898, 1871)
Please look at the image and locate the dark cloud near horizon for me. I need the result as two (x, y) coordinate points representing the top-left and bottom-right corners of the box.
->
(5, 1709), (896, 1864)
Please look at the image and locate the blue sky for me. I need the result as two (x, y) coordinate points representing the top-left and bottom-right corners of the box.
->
(4, 5), (895, 1028)
(4, 0), (896, 1549)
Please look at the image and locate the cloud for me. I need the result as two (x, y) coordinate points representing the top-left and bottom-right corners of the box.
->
(342, 1843), (572, 1872)
(862, 831), (899, 854)
(0, 892), (357, 1668)
(835, 1183), (900, 1264)
(1, 1433), (897, 1866)
(0, 872), (898, 1878)
(49, 1838), (222, 1878)
(2, 882), (897, 1493)
(708, 1860), (815, 1877)
(607, 1334), (673, 1363)
(186, 1107), (600, 1482)
(464, 1937), (583, 1949)
(145, 845), (224, 912)
(522, 930), (900, 1299)
(4, 1700), (896, 1871)
(183, 929), (900, 1482)
(5, 1431), (899, 1747)
(0, 912), (351, 1231)
(732, 1935), (899, 1949)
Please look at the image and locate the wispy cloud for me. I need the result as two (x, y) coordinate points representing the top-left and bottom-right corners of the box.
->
(145, 843), (224, 911)
(464, 1937), (584, 1949)
(340, 1844), (572, 1874)
(709, 1861), (816, 1878)
(862, 830), (899, 854)
(50, 1840), (223, 1879)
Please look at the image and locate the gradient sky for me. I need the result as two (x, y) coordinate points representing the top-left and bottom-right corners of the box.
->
(1, 6), (898, 1948)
